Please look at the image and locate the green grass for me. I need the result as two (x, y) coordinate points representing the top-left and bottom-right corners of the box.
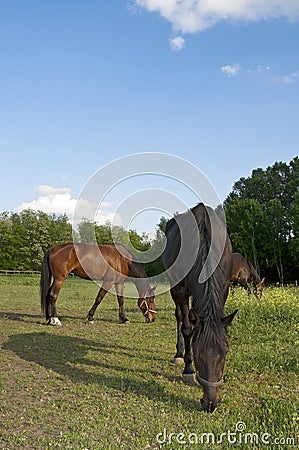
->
(0, 275), (298, 449)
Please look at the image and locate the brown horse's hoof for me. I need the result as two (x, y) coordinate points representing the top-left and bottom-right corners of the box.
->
(119, 318), (130, 324)
(49, 317), (62, 326)
(182, 373), (196, 385)
(86, 316), (94, 324)
(173, 357), (184, 365)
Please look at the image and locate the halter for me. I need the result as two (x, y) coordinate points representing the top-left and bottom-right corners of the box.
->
(139, 297), (156, 317)
(196, 372), (224, 388)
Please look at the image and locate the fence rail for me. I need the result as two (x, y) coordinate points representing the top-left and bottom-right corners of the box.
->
(0, 270), (41, 275)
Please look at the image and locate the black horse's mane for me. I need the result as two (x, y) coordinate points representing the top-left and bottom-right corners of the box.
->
(192, 205), (231, 351)
(168, 204), (232, 351)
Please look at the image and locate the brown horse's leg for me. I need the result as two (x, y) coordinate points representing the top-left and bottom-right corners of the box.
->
(230, 282), (235, 296)
(87, 281), (113, 323)
(47, 278), (64, 325)
(242, 278), (252, 295)
(115, 282), (129, 324)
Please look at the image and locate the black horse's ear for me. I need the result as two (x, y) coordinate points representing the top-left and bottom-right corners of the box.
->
(222, 309), (238, 328)
(189, 308), (201, 329)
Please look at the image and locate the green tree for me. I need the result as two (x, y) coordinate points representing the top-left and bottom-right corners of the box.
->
(225, 198), (264, 271)
(78, 219), (97, 243)
(224, 157), (299, 282)
(0, 212), (14, 269)
(0, 210), (73, 270)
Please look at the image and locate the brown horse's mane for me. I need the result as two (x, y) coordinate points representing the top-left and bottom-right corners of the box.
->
(247, 260), (261, 285)
(128, 261), (152, 295)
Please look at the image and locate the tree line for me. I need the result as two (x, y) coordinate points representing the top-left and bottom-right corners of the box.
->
(224, 156), (299, 283)
(0, 209), (166, 277)
(0, 157), (298, 282)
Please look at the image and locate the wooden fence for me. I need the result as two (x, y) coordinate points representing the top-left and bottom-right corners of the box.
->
(0, 270), (41, 275)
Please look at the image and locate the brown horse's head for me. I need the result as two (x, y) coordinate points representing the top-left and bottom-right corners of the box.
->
(138, 287), (156, 322)
(254, 277), (265, 299)
(189, 308), (238, 412)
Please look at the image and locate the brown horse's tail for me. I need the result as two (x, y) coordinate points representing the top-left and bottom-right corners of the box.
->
(40, 249), (52, 319)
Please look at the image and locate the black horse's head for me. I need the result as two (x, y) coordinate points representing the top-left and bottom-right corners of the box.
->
(138, 287), (156, 323)
(189, 308), (238, 412)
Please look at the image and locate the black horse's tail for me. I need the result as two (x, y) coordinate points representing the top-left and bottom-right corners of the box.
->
(40, 249), (52, 319)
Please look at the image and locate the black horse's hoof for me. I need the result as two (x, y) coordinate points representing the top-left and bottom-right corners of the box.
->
(173, 357), (184, 365)
(182, 373), (196, 385)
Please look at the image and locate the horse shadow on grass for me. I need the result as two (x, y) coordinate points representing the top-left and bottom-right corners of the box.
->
(0, 310), (144, 325)
(3, 332), (203, 412)
(0, 311), (42, 323)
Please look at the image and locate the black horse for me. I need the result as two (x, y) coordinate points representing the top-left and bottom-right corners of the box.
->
(162, 204), (237, 412)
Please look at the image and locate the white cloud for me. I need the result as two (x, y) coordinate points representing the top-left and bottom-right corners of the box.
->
(257, 65), (272, 73)
(280, 71), (299, 84)
(15, 185), (114, 225)
(34, 185), (71, 197)
(133, 0), (299, 33)
(16, 185), (77, 217)
(169, 35), (185, 50)
(221, 63), (278, 79)
(221, 63), (241, 77)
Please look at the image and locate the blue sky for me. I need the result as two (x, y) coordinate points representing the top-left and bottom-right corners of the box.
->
(1, 1), (298, 232)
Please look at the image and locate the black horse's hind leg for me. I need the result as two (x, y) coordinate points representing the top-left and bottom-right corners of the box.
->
(115, 282), (129, 324)
(170, 286), (185, 363)
(87, 281), (113, 323)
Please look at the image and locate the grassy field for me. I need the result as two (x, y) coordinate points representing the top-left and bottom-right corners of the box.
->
(0, 275), (298, 449)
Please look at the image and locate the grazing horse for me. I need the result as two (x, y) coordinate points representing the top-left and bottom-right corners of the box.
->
(231, 253), (265, 298)
(162, 204), (237, 412)
(40, 243), (156, 325)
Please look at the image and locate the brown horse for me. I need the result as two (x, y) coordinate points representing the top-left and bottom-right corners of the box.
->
(231, 253), (265, 298)
(40, 243), (156, 325)
(162, 204), (237, 412)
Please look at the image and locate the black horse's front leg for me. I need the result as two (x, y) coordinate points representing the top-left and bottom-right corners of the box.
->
(170, 286), (195, 383)
(173, 303), (185, 364)
(181, 302), (196, 385)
